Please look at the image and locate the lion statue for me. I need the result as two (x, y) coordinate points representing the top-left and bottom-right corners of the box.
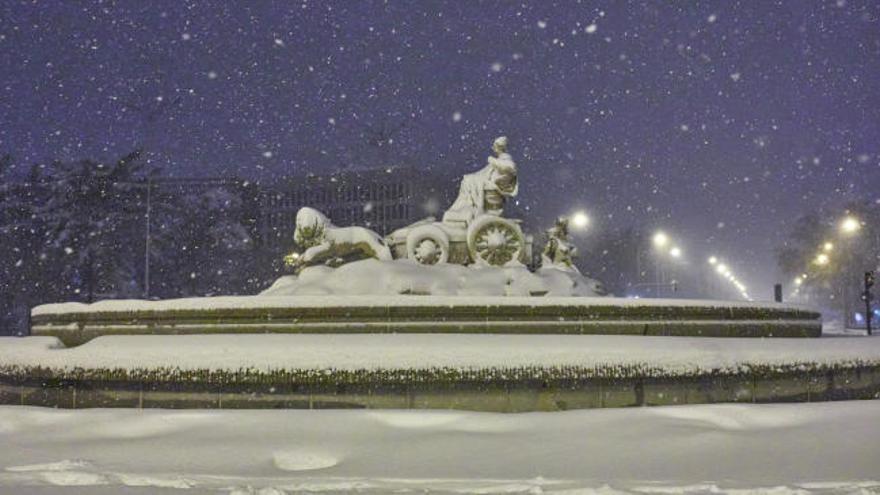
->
(288, 207), (392, 271)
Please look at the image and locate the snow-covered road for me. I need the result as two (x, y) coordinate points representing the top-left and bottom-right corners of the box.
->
(1, 401), (879, 494)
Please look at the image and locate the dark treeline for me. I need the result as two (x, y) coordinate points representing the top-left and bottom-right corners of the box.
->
(0, 151), (283, 335)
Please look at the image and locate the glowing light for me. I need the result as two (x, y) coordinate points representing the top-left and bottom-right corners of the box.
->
(716, 264), (728, 274)
(708, 256), (718, 265)
(840, 216), (861, 234)
(571, 211), (590, 229)
(815, 253), (830, 265)
(823, 242), (833, 252)
(669, 246), (682, 258)
(652, 231), (669, 248)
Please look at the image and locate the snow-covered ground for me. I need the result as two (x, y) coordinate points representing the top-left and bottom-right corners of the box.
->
(0, 401), (878, 494)
(1, 333), (878, 374)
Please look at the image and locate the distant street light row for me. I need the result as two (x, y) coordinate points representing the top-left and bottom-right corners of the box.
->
(574, 220), (766, 301)
(791, 214), (864, 300)
(708, 256), (752, 301)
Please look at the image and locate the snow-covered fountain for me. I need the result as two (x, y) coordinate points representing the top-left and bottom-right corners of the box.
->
(12, 137), (864, 413)
(31, 136), (820, 346)
(263, 136), (602, 297)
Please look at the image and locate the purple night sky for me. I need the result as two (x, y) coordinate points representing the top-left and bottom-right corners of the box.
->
(1, 0), (878, 296)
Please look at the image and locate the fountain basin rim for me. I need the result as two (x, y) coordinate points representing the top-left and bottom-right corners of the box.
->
(32, 295), (818, 317)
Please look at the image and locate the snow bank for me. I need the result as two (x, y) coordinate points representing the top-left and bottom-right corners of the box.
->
(1, 334), (877, 374)
(0, 402), (878, 493)
(261, 259), (603, 297)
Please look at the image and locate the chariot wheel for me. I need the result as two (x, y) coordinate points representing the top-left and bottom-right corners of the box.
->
(467, 215), (524, 266)
(405, 224), (450, 265)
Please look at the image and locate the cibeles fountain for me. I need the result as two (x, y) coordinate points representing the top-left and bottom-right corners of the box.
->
(31, 136), (820, 347)
(14, 136), (839, 413)
(264, 136), (603, 298)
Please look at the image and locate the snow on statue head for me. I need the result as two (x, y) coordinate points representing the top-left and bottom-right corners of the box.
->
(492, 135), (508, 155)
(294, 207), (330, 249)
(290, 207), (392, 271)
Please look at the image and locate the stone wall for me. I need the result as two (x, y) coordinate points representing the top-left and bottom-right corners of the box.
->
(2, 365), (876, 412)
(32, 302), (823, 346)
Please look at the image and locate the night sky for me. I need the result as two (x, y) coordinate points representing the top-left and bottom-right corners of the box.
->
(2, 0), (879, 298)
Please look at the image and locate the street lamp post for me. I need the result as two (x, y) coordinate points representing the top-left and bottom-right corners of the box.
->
(864, 271), (875, 336)
(652, 231), (669, 297)
(839, 215), (862, 328)
(144, 177), (153, 299)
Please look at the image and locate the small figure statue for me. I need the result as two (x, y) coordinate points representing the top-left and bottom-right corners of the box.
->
(291, 207), (392, 271)
(443, 136), (518, 224)
(542, 217), (579, 273)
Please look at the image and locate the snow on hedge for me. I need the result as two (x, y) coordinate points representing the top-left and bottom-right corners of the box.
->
(1, 334), (877, 378)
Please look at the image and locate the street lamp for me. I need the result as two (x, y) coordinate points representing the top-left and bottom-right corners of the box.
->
(653, 231), (669, 248)
(840, 216), (861, 235)
(708, 256), (718, 265)
(816, 253), (830, 266)
(837, 215), (863, 327)
(669, 246), (682, 258)
(571, 211), (590, 230)
(823, 242), (834, 252)
(651, 231), (675, 297)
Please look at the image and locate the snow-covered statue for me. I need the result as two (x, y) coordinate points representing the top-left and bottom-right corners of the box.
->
(542, 217), (579, 273)
(442, 136), (518, 224)
(288, 207), (392, 271)
(261, 136), (609, 297)
(384, 136), (529, 266)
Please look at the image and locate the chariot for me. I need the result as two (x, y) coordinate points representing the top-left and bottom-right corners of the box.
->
(386, 214), (532, 267)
